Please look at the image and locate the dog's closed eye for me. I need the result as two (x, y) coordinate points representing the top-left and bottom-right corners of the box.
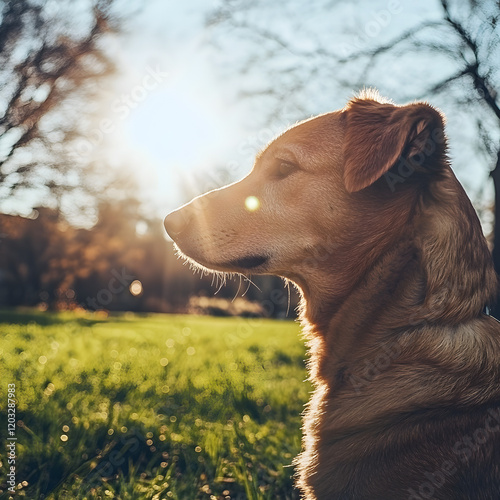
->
(271, 160), (299, 180)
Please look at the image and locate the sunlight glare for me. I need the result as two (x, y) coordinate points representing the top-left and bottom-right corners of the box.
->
(245, 196), (260, 212)
(126, 87), (213, 164)
(123, 64), (241, 211)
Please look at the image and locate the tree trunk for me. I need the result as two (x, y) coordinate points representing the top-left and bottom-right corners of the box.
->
(490, 150), (500, 317)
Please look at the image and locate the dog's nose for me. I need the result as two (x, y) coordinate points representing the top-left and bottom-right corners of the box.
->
(164, 209), (190, 238)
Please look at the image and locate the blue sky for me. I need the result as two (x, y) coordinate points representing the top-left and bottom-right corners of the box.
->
(3, 0), (493, 231)
(113, 0), (493, 226)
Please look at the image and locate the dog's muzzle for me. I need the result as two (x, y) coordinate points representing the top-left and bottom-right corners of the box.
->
(164, 209), (190, 239)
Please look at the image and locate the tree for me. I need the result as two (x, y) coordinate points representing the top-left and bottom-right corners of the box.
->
(208, 0), (500, 305)
(0, 0), (132, 210)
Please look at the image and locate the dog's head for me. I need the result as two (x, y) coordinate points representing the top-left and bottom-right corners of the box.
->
(164, 91), (495, 315)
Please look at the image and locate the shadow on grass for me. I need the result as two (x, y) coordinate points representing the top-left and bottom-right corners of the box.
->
(0, 404), (299, 499)
(0, 408), (157, 499)
(0, 309), (102, 327)
(0, 309), (154, 328)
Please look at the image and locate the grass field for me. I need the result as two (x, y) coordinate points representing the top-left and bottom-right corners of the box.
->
(0, 310), (309, 499)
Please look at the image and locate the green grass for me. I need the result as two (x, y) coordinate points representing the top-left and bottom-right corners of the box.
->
(0, 309), (309, 499)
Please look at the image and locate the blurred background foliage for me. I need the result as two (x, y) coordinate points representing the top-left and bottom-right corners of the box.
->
(0, 0), (499, 315)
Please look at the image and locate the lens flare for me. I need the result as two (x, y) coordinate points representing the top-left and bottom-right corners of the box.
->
(245, 196), (260, 212)
(129, 280), (143, 296)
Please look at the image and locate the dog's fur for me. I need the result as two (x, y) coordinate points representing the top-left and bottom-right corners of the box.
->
(164, 91), (500, 499)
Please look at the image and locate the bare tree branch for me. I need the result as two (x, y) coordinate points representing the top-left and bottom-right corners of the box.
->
(0, 0), (124, 202)
(337, 20), (447, 63)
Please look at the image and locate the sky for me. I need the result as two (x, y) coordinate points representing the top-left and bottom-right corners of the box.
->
(2, 0), (494, 231)
(118, 0), (252, 213)
(109, 0), (494, 225)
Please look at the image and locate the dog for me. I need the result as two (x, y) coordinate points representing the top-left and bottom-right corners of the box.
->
(164, 90), (500, 499)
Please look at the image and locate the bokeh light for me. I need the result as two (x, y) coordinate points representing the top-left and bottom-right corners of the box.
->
(129, 279), (143, 296)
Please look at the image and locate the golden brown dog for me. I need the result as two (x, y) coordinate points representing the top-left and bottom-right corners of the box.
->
(164, 91), (500, 499)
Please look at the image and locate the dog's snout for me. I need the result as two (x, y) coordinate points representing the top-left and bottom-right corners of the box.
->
(164, 209), (190, 238)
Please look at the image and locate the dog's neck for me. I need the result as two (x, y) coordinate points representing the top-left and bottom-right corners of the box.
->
(297, 171), (497, 385)
(299, 238), (422, 381)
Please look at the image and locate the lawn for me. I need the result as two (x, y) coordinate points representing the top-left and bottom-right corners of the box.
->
(0, 310), (309, 499)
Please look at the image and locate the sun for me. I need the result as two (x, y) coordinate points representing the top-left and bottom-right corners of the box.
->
(122, 66), (241, 210)
(117, 55), (253, 214)
(126, 86), (219, 167)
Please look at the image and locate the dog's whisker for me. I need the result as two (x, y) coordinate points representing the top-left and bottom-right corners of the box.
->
(214, 272), (226, 295)
(283, 278), (291, 318)
(232, 275), (243, 302)
(241, 274), (261, 294)
(241, 279), (251, 297)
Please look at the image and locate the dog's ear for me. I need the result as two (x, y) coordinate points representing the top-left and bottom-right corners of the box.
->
(342, 97), (446, 193)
